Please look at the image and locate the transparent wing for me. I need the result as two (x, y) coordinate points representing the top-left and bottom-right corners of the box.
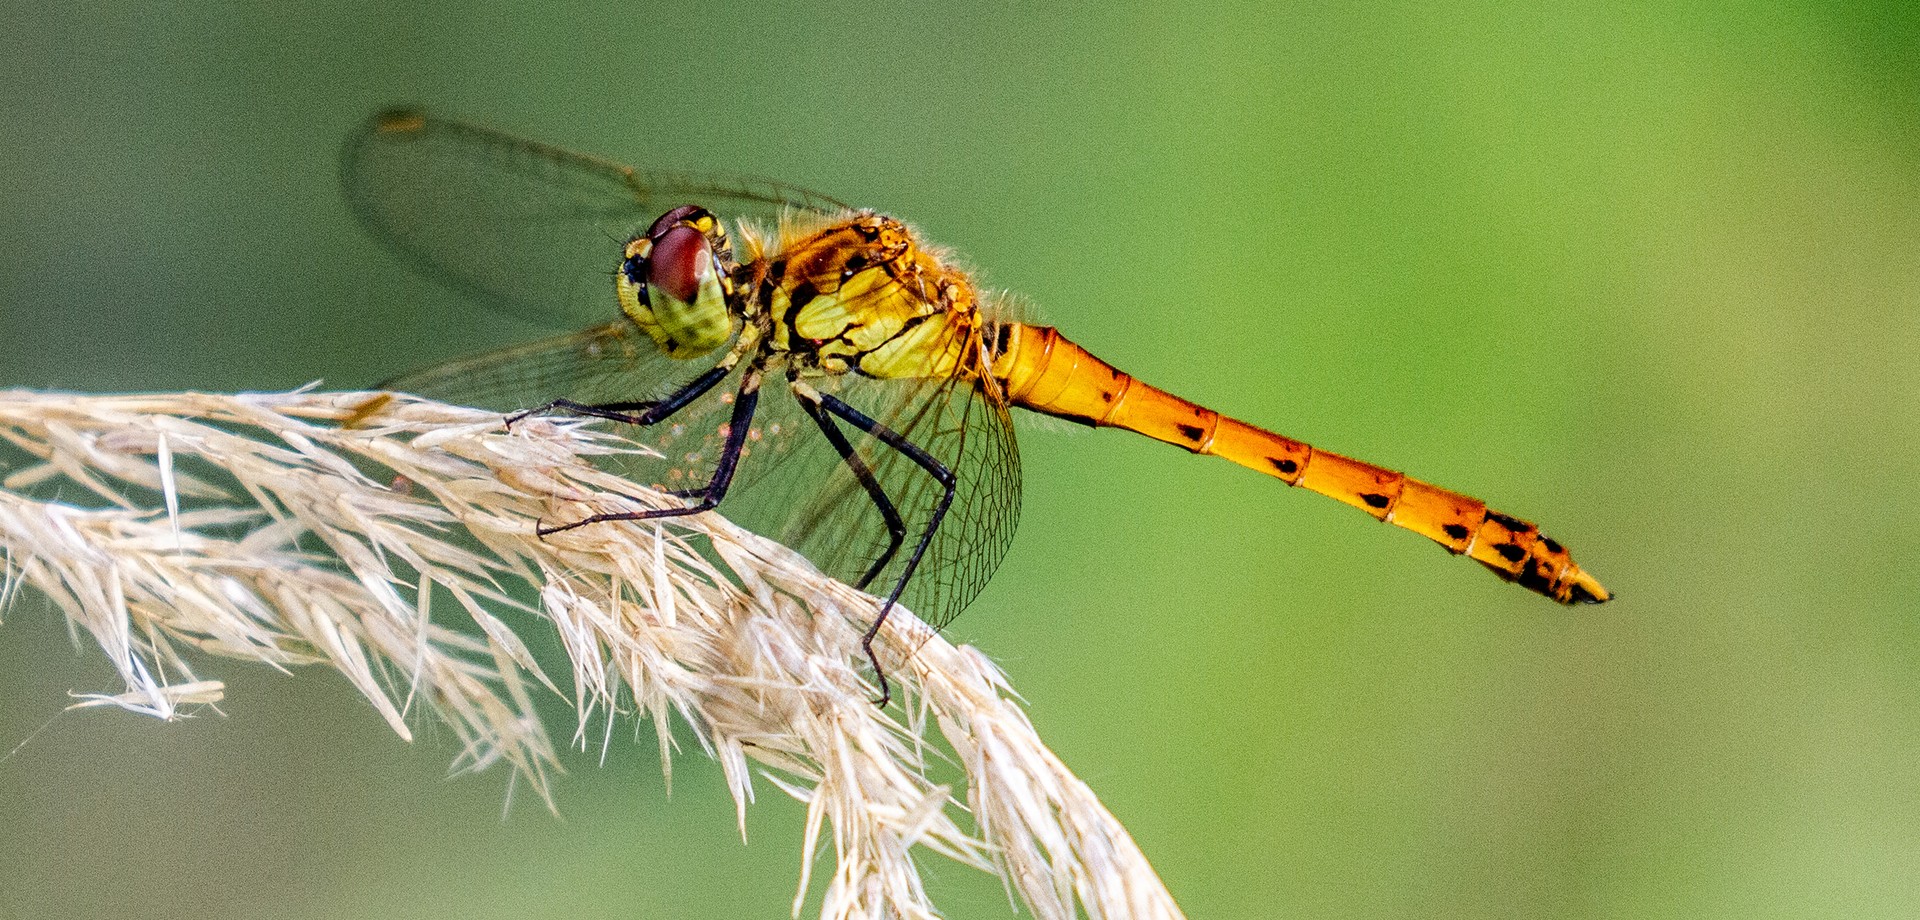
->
(382, 319), (781, 503)
(816, 369), (1019, 640)
(717, 327), (1023, 641)
(379, 320), (710, 410)
(341, 108), (853, 326)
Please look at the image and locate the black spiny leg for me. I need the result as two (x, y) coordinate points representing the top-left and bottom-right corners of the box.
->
(819, 393), (956, 707)
(538, 366), (763, 535)
(506, 362), (734, 429)
(794, 385), (908, 590)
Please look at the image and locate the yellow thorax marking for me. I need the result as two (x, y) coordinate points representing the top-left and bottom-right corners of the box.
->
(769, 215), (977, 381)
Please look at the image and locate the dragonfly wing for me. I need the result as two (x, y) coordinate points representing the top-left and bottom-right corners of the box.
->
(813, 371), (1020, 638)
(384, 319), (777, 498)
(341, 108), (852, 326)
(713, 341), (1021, 639)
(869, 372), (1022, 639)
(380, 320), (706, 410)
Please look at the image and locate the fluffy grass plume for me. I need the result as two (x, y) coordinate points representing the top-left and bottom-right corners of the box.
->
(0, 389), (1183, 920)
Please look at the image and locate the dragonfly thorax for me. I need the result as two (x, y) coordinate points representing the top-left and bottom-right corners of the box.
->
(615, 205), (738, 359)
(762, 213), (981, 383)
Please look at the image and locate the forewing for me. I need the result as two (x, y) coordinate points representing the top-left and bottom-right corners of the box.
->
(341, 108), (851, 326)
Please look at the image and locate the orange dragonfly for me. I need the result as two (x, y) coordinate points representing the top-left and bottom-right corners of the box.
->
(346, 110), (1610, 703)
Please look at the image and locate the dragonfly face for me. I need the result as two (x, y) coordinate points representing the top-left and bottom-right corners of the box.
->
(615, 205), (738, 359)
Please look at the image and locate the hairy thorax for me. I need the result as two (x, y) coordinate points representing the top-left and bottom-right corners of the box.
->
(753, 214), (983, 382)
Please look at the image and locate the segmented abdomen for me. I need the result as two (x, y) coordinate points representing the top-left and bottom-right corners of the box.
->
(991, 324), (1609, 605)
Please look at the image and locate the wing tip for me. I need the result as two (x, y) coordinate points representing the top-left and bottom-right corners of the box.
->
(371, 106), (428, 135)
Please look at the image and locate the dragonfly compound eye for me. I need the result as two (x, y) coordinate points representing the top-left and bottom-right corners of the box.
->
(649, 224), (710, 305)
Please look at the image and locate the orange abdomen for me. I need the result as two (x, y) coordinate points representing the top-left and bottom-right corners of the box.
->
(992, 324), (1609, 605)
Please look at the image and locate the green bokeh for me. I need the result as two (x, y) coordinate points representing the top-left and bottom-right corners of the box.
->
(3, 2), (1917, 918)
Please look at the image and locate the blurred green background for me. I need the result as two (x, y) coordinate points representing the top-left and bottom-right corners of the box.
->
(2, 2), (1917, 918)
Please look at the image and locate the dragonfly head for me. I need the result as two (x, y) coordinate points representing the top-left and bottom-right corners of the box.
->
(616, 205), (738, 359)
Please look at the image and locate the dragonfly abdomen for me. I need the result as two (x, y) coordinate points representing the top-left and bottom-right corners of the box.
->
(992, 324), (1609, 605)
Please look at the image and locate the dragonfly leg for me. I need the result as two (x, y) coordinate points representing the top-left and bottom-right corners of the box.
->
(505, 361), (735, 429)
(818, 393), (956, 707)
(792, 382), (907, 590)
(537, 367), (762, 535)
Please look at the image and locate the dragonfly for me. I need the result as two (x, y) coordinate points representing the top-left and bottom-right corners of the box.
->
(344, 109), (1611, 704)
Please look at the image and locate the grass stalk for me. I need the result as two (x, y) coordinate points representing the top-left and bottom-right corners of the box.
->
(0, 388), (1183, 920)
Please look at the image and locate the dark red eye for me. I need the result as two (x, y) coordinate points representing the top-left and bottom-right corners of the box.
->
(649, 224), (709, 304)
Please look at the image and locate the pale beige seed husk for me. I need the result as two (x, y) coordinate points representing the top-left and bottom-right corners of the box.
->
(0, 389), (1183, 920)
